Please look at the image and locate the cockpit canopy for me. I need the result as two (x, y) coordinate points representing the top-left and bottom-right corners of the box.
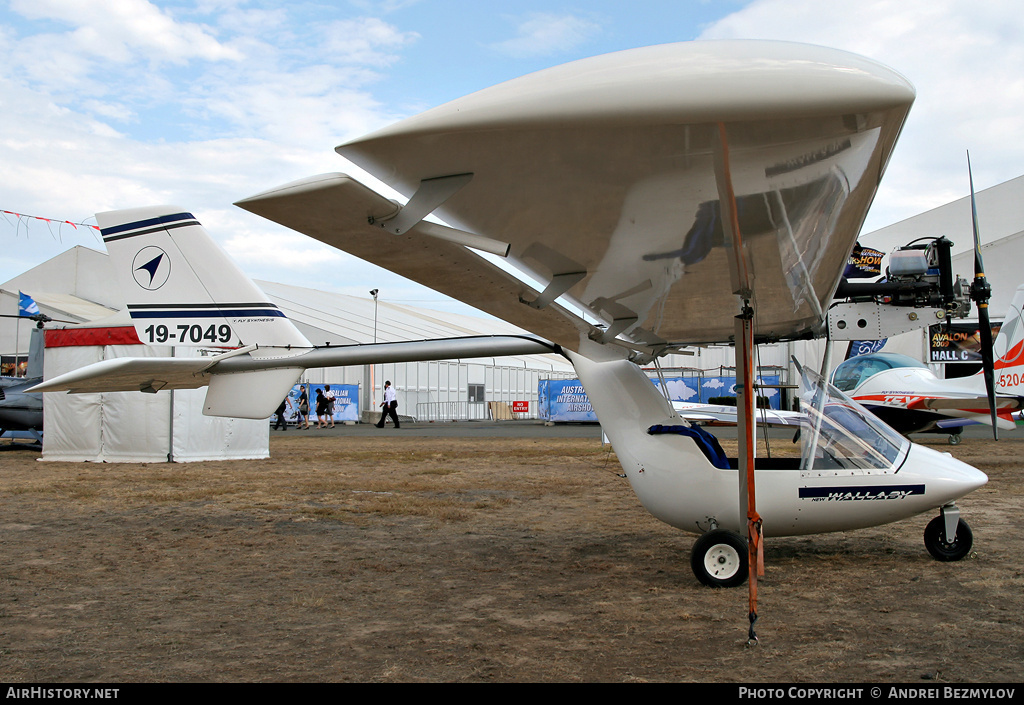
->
(799, 362), (909, 472)
(830, 352), (928, 392)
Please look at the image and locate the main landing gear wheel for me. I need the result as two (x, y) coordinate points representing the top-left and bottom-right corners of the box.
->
(691, 530), (748, 588)
(924, 515), (973, 561)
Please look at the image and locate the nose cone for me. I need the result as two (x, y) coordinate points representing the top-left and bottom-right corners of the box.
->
(903, 443), (987, 505)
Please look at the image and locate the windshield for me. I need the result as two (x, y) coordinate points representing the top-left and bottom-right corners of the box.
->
(798, 362), (909, 472)
(831, 352), (928, 392)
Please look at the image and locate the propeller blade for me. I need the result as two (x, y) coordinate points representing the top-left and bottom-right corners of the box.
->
(0, 313), (79, 325)
(967, 151), (998, 439)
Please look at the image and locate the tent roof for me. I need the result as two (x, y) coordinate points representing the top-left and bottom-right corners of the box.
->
(861, 174), (1024, 259)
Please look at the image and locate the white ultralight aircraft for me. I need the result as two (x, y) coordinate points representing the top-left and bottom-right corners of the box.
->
(831, 282), (1024, 442)
(34, 43), (988, 616)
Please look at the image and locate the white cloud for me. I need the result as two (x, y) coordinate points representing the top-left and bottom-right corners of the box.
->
(699, 0), (1024, 233)
(9, 0), (242, 64)
(0, 3), (420, 293)
(321, 17), (420, 66)
(490, 13), (601, 58)
(348, 0), (423, 14)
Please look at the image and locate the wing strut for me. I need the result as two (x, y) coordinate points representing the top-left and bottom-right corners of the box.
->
(368, 172), (512, 257)
(373, 173), (473, 235)
(736, 301), (762, 645)
(715, 122), (763, 644)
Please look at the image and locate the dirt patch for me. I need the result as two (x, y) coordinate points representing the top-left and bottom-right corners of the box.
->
(0, 434), (1021, 682)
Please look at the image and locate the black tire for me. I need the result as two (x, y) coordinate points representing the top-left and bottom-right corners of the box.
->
(924, 516), (973, 561)
(691, 530), (748, 588)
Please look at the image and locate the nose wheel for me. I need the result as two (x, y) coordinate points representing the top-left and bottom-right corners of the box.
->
(691, 529), (748, 588)
(924, 508), (973, 561)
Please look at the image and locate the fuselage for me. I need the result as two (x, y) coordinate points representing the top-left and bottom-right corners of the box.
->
(569, 344), (987, 537)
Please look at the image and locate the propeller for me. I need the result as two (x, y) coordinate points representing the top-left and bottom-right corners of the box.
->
(967, 151), (999, 439)
(0, 313), (79, 328)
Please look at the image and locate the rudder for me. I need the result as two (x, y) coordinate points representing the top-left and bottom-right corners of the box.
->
(993, 282), (1024, 395)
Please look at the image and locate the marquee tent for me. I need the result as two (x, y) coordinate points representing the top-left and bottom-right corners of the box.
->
(40, 317), (267, 463)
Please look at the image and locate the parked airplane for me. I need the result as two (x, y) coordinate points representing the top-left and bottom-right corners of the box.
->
(0, 326), (44, 442)
(831, 282), (1024, 443)
(33, 44), (989, 640)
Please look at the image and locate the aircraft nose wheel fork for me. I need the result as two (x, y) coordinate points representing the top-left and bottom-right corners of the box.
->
(691, 529), (748, 588)
(924, 505), (973, 561)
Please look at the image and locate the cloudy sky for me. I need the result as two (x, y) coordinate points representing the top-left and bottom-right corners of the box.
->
(2, 0), (1022, 314)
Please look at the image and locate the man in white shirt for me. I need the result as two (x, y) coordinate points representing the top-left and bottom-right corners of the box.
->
(374, 380), (401, 429)
(323, 385), (337, 428)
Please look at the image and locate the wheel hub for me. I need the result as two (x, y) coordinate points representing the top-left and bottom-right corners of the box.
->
(705, 544), (740, 579)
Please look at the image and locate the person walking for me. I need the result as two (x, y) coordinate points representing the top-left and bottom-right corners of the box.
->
(315, 388), (328, 429)
(296, 385), (311, 429)
(323, 384), (337, 428)
(374, 380), (400, 429)
(273, 395), (292, 430)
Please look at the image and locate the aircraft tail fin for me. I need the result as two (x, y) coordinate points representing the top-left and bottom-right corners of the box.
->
(26, 327), (44, 379)
(96, 206), (311, 357)
(993, 282), (1024, 395)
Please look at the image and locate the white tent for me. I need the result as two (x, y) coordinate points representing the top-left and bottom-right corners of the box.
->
(40, 319), (268, 463)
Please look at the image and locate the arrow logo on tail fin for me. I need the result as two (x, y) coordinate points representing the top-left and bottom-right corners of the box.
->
(131, 246), (171, 290)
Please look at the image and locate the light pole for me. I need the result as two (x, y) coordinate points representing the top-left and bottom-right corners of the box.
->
(370, 289), (379, 414)
(370, 289), (378, 343)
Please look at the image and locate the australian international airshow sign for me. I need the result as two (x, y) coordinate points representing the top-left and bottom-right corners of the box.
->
(538, 380), (598, 422)
(281, 383), (359, 422)
(538, 375), (782, 422)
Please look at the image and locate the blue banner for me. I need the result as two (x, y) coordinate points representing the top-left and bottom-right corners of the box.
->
(698, 375), (781, 407)
(651, 376), (701, 402)
(538, 380), (598, 422)
(538, 375), (782, 421)
(284, 383), (359, 422)
(848, 339), (887, 358)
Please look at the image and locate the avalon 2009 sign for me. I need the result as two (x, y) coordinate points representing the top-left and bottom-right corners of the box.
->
(929, 322), (1000, 363)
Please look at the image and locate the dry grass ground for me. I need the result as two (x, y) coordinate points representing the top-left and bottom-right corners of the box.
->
(0, 433), (1021, 682)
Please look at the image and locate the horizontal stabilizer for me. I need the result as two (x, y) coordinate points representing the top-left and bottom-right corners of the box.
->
(913, 396), (1023, 411)
(29, 357), (215, 394)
